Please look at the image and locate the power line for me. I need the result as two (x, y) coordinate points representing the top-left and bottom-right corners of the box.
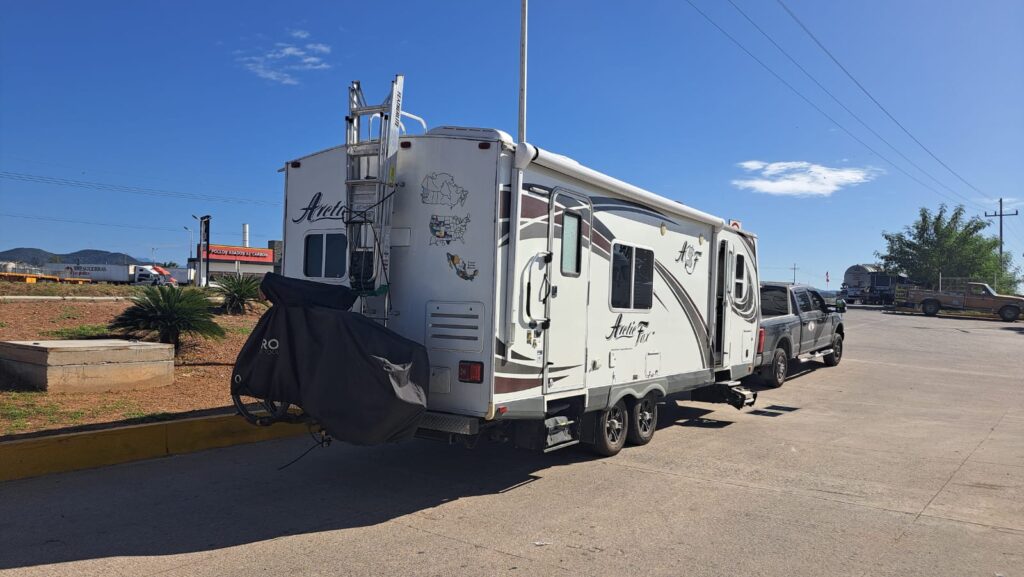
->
(775, 0), (994, 201)
(0, 212), (182, 232)
(680, 0), (975, 208)
(724, 0), (983, 210)
(0, 153), (242, 196)
(0, 212), (272, 239)
(0, 171), (280, 206)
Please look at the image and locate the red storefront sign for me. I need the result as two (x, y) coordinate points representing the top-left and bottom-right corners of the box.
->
(203, 244), (274, 263)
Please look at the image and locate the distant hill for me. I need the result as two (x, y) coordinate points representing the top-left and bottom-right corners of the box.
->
(0, 247), (144, 266)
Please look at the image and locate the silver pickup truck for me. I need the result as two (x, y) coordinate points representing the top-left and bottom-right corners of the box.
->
(755, 283), (846, 387)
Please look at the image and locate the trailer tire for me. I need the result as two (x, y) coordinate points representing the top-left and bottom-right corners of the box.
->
(763, 348), (789, 388)
(823, 334), (843, 367)
(591, 399), (629, 457)
(626, 393), (658, 446)
(998, 306), (1020, 322)
(922, 300), (940, 317)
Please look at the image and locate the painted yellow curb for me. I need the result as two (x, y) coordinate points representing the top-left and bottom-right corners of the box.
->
(0, 415), (308, 482)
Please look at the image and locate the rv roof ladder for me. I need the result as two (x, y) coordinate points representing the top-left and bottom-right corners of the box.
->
(344, 75), (404, 315)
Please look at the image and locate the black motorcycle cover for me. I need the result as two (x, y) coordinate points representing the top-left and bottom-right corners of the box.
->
(231, 273), (428, 445)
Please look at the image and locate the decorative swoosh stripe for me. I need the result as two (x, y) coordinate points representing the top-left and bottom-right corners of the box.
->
(654, 259), (710, 368)
(728, 260), (758, 322)
(495, 376), (542, 394)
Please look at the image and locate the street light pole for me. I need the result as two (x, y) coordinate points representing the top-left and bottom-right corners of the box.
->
(184, 226), (194, 260)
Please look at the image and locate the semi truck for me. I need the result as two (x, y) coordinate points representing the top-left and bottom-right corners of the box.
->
(840, 264), (908, 305)
(40, 263), (177, 285)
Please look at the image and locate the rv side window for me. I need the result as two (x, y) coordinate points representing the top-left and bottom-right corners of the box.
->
(734, 254), (746, 299)
(304, 234), (324, 277)
(633, 248), (654, 309)
(560, 212), (581, 276)
(611, 244), (633, 309)
(610, 243), (653, 310)
(323, 234), (347, 278)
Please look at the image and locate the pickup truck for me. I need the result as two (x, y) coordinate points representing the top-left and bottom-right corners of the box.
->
(896, 282), (1022, 322)
(755, 283), (846, 387)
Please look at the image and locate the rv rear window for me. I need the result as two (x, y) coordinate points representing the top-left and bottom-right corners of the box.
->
(304, 234), (323, 277)
(304, 233), (348, 278)
(610, 243), (653, 311)
(323, 234), (347, 278)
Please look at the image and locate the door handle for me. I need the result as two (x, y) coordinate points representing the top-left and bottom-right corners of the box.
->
(525, 251), (551, 328)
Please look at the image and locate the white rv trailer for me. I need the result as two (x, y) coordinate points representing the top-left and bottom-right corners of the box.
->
(280, 76), (758, 454)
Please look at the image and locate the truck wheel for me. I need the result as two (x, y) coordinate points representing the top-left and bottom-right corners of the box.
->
(999, 306), (1020, 322)
(922, 300), (940, 316)
(626, 393), (658, 446)
(824, 334), (843, 367)
(763, 348), (788, 388)
(591, 399), (629, 457)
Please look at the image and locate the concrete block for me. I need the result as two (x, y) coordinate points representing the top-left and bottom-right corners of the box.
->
(0, 339), (174, 393)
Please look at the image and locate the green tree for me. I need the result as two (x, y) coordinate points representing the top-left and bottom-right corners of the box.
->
(159, 261), (180, 268)
(877, 204), (1021, 293)
(109, 286), (224, 353)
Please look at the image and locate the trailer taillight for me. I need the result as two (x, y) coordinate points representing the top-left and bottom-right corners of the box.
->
(757, 328), (766, 354)
(458, 361), (484, 383)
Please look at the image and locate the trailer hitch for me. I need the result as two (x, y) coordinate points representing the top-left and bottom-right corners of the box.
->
(724, 385), (757, 410)
(690, 382), (757, 410)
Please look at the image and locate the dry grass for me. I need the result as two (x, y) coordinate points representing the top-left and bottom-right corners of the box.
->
(0, 281), (144, 297)
(0, 300), (262, 437)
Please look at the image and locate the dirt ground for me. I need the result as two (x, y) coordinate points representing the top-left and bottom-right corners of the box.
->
(0, 299), (261, 437)
(0, 281), (143, 297)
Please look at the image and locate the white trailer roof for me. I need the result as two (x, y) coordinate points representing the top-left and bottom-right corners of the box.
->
(514, 142), (728, 230)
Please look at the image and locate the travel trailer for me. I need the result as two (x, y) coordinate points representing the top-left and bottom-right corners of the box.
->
(276, 76), (759, 455)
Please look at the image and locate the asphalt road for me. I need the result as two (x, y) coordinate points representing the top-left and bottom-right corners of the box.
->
(1, 310), (1022, 577)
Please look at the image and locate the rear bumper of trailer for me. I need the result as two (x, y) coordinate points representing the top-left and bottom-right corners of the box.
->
(415, 411), (483, 443)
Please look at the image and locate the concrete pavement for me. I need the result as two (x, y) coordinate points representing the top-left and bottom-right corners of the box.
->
(1, 309), (1021, 576)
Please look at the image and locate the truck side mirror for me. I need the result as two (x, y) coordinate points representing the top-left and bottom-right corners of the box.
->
(834, 299), (847, 313)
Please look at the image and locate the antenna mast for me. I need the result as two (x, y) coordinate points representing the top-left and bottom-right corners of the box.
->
(518, 0), (528, 143)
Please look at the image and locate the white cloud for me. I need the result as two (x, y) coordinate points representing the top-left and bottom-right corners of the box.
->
(738, 160), (766, 171)
(731, 160), (881, 197)
(236, 31), (332, 85)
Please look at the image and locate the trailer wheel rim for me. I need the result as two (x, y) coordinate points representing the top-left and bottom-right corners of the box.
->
(637, 398), (655, 436)
(606, 406), (625, 444)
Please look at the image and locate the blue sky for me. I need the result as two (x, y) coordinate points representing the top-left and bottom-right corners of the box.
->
(1, 0), (1022, 286)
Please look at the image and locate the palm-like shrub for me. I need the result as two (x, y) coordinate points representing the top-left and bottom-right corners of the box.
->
(214, 274), (262, 314)
(109, 286), (224, 352)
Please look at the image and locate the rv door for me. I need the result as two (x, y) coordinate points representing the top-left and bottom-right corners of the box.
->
(543, 189), (592, 394)
(719, 231), (759, 378)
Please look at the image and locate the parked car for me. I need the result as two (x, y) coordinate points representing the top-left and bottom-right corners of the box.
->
(896, 282), (1022, 322)
(756, 283), (846, 387)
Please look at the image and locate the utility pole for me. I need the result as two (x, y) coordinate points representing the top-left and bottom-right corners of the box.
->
(790, 263), (799, 284)
(985, 198), (1019, 263)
